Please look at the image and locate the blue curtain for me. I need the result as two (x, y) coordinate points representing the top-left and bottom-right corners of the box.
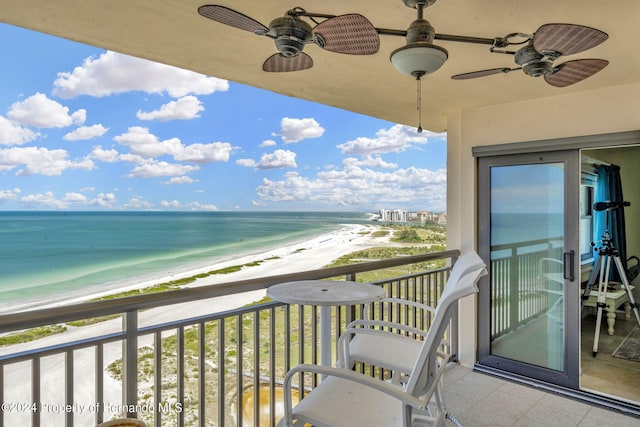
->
(593, 165), (627, 281)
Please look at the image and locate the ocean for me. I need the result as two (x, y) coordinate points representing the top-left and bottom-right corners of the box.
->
(0, 211), (369, 306)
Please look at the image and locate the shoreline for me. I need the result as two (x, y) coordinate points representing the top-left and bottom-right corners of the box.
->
(0, 222), (393, 316)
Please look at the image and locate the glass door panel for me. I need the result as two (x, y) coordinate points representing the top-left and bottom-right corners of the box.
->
(478, 151), (580, 388)
(489, 163), (565, 370)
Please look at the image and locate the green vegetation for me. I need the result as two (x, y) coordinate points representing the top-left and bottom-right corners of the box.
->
(325, 222), (447, 282)
(390, 223), (446, 244)
(67, 315), (121, 327)
(0, 324), (67, 346)
(371, 229), (390, 238)
(89, 282), (183, 302)
(395, 228), (422, 242)
(326, 245), (446, 283)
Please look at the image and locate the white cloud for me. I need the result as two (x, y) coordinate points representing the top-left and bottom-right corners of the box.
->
(64, 124), (109, 141)
(276, 117), (324, 143)
(236, 158), (257, 168)
(260, 139), (277, 147)
(127, 161), (200, 178)
(137, 96), (204, 121)
(160, 200), (218, 211)
(7, 93), (86, 128)
(114, 127), (182, 158)
(64, 192), (88, 203)
(123, 197), (153, 210)
(20, 191), (69, 209)
(17, 189), (117, 209)
(256, 149), (297, 169)
(256, 165), (447, 211)
(165, 176), (198, 185)
(92, 193), (117, 208)
(89, 146), (122, 163)
(114, 127), (232, 164)
(337, 124), (444, 155)
(189, 202), (219, 211)
(174, 142), (232, 164)
(53, 51), (229, 99)
(343, 156), (398, 169)
(161, 200), (182, 208)
(0, 116), (40, 146)
(0, 188), (21, 201)
(0, 146), (95, 176)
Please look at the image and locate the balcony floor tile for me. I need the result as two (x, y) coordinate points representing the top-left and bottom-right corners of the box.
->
(443, 365), (639, 427)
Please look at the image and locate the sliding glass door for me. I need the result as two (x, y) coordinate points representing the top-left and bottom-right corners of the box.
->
(477, 150), (580, 387)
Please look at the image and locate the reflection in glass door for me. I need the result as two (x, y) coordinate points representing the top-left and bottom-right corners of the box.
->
(478, 151), (579, 387)
(490, 163), (565, 370)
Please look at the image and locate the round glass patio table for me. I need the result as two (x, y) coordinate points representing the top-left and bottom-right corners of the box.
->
(267, 280), (385, 367)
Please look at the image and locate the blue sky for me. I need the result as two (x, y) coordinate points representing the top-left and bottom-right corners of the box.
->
(0, 23), (447, 212)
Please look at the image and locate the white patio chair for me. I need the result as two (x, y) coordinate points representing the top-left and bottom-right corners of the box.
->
(337, 251), (486, 383)
(279, 266), (485, 427)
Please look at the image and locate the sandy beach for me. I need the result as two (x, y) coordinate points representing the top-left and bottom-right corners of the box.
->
(0, 222), (399, 425)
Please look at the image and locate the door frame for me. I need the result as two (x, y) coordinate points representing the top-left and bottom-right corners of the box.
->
(476, 150), (581, 387)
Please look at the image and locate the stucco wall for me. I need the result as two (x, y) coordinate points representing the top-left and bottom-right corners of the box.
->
(447, 81), (640, 367)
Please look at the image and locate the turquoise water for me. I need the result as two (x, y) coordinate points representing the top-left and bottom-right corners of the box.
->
(0, 211), (368, 305)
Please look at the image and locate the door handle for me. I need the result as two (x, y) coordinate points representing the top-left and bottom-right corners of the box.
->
(564, 250), (575, 282)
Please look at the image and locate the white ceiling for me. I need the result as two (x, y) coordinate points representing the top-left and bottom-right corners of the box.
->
(0, 0), (636, 131)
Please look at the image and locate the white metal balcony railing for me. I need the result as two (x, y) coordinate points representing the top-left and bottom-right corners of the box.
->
(0, 250), (460, 427)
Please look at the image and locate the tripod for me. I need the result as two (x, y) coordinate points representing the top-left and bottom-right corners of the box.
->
(581, 229), (640, 357)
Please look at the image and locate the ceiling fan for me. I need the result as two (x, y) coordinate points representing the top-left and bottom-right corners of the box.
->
(198, 1), (608, 83)
(197, 4), (380, 72)
(450, 23), (609, 87)
(198, 1), (609, 130)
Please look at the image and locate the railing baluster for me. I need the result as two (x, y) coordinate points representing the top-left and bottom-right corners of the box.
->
(284, 305), (291, 374)
(254, 311), (260, 427)
(269, 307), (276, 427)
(236, 313), (243, 427)
(122, 311), (138, 419)
(65, 350), (74, 427)
(32, 357), (40, 427)
(154, 331), (162, 427)
(0, 363), (4, 427)
(95, 343), (104, 425)
(297, 305), (305, 394)
(177, 326), (185, 427)
(198, 322), (205, 427)
(217, 319), (225, 426)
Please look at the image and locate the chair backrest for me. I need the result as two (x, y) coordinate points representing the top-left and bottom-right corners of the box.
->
(405, 264), (486, 398)
(446, 251), (486, 290)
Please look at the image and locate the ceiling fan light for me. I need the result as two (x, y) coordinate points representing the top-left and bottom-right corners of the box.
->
(390, 42), (448, 77)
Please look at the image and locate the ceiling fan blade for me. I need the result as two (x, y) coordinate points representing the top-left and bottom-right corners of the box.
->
(533, 24), (608, 56)
(313, 14), (380, 55)
(198, 5), (269, 34)
(262, 53), (313, 72)
(451, 67), (519, 80)
(544, 58), (608, 87)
